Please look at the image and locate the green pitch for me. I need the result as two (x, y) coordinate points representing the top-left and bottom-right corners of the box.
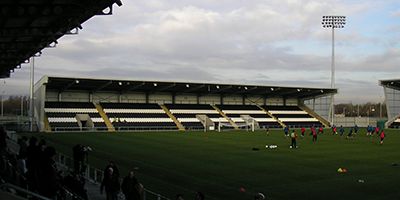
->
(38, 129), (400, 200)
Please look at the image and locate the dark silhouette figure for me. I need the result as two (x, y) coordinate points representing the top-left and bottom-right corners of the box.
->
(37, 146), (60, 198)
(100, 167), (120, 200)
(195, 191), (205, 200)
(0, 126), (7, 153)
(121, 170), (142, 200)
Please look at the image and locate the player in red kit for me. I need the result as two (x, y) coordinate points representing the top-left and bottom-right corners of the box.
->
(301, 127), (305, 137)
(379, 130), (385, 145)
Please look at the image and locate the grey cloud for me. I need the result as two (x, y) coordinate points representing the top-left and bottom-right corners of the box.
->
(3, 0), (397, 104)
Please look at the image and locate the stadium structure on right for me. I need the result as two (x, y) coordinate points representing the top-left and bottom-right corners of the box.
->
(380, 79), (400, 128)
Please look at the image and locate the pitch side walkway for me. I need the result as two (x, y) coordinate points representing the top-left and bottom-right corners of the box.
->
(86, 182), (107, 200)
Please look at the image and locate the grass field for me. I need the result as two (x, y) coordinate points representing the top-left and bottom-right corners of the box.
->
(34, 129), (400, 200)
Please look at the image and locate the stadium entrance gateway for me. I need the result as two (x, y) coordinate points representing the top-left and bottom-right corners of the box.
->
(33, 76), (337, 132)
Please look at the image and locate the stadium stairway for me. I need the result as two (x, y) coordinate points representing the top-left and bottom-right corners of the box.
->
(94, 103), (115, 132)
(255, 104), (286, 128)
(160, 104), (185, 131)
(298, 104), (330, 127)
(210, 105), (239, 130)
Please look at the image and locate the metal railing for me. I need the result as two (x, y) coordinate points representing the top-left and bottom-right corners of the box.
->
(55, 153), (170, 200)
(53, 126), (180, 132)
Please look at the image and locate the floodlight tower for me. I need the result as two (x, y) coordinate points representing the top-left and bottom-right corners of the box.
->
(321, 15), (346, 126)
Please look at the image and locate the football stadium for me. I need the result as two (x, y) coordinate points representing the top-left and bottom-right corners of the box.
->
(1, 1), (400, 200)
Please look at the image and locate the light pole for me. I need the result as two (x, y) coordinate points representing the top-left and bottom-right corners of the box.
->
(29, 57), (35, 132)
(1, 80), (5, 117)
(322, 15), (346, 126)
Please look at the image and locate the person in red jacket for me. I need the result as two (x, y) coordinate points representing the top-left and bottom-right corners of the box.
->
(301, 127), (306, 137)
(312, 127), (317, 142)
(332, 126), (337, 135)
(379, 130), (385, 145)
(318, 126), (324, 134)
(375, 127), (380, 136)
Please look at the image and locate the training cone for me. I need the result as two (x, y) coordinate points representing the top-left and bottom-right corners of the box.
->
(239, 187), (246, 193)
(342, 168), (348, 173)
(337, 168), (343, 173)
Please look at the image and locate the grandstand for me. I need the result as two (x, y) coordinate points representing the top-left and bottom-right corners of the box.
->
(380, 79), (400, 128)
(34, 76), (336, 132)
(0, 0), (122, 78)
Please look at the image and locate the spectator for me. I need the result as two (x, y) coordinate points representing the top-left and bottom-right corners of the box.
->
(73, 144), (86, 174)
(104, 161), (120, 178)
(37, 146), (60, 198)
(63, 172), (88, 200)
(0, 126), (7, 153)
(18, 136), (28, 157)
(121, 170), (143, 200)
(176, 194), (184, 200)
(195, 191), (205, 200)
(100, 167), (120, 200)
(26, 136), (40, 191)
(254, 192), (266, 200)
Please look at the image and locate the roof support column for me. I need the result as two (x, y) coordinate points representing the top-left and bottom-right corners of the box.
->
(196, 94), (200, 104)
(263, 96), (267, 106)
(145, 92), (149, 104)
(220, 94), (224, 105)
(58, 92), (62, 102)
(172, 92), (176, 104)
(242, 95), (246, 105)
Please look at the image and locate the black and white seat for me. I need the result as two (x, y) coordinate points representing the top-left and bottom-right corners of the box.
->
(166, 104), (224, 129)
(101, 103), (176, 130)
(45, 102), (105, 131)
(216, 105), (280, 128)
(264, 105), (321, 128)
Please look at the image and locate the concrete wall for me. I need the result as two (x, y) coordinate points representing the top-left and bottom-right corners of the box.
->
(334, 117), (382, 127)
(245, 95), (264, 105)
(175, 94), (198, 104)
(199, 95), (220, 104)
(266, 98), (284, 105)
(285, 98), (298, 106)
(120, 92), (147, 103)
(92, 92), (119, 102)
(223, 95), (243, 105)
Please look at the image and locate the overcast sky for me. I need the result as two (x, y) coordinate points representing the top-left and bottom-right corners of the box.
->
(2, 0), (400, 103)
